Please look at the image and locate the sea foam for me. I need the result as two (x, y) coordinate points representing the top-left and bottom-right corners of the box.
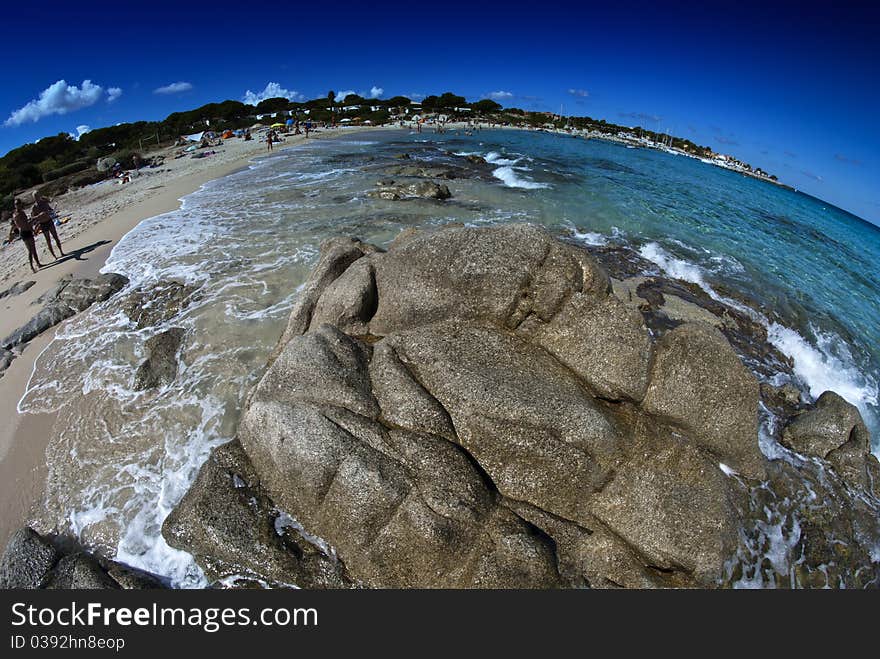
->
(492, 165), (549, 190)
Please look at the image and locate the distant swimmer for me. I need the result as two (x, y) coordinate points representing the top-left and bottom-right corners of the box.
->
(12, 198), (42, 272)
(31, 192), (65, 259)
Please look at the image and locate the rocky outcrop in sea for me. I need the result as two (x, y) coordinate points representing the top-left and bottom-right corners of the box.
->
(158, 223), (879, 589)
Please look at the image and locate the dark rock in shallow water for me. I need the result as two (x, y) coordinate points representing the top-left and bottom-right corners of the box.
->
(134, 327), (185, 390)
(0, 280), (35, 300)
(0, 527), (164, 589)
(367, 180), (452, 201)
(781, 391), (880, 495)
(171, 223), (880, 588)
(0, 528), (60, 589)
(46, 553), (121, 589)
(122, 281), (200, 329)
(1, 273), (128, 350)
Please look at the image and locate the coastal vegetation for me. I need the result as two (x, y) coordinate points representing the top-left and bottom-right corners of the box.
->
(0, 91), (768, 210)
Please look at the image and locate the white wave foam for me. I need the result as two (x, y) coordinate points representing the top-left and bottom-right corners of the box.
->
(639, 242), (713, 291)
(640, 241), (880, 451)
(768, 322), (879, 439)
(565, 222), (608, 246)
(485, 151), (522, 166)
(492, 166), (549, 190)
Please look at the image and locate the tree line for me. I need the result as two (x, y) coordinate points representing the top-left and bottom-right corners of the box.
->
(0, 90), (742, 209)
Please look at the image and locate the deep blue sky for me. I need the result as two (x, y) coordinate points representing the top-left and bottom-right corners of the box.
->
(2, 0), (877, 224)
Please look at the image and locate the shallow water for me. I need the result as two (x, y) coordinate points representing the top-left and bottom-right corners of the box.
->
(18, 129), (880, 586)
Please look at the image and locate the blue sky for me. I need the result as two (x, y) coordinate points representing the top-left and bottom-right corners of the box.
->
(2, 0), (878, 224)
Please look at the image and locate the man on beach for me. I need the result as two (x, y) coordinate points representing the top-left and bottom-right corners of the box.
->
(31, 192), (65, 259)
(266, 130), (274, 152)
(11, 198), (42, 272)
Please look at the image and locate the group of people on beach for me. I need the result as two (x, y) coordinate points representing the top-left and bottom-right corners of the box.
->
(7, 192), (65, 272)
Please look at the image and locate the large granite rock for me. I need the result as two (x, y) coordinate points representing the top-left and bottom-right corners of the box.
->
(169, 223), (879, 589)
(642, 322), (765, 480)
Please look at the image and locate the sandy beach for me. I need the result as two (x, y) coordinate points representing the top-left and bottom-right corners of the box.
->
(0, 126), (374, 547)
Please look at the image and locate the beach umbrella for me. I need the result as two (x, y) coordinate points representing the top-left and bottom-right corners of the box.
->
(271, 123), (285, 128)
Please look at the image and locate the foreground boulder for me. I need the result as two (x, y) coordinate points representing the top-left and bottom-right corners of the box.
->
(0, 527), (163, 589)
(163, 440), (353, 588)
(169, 224), (880, 588)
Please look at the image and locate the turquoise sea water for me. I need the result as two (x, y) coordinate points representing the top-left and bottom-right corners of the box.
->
(19, 128), (879, 584)
(416, 128), (880, 442)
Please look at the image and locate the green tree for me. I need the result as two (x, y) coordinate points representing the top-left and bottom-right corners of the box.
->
(437, 92), (466, 109)
(471, 99), (502, 113)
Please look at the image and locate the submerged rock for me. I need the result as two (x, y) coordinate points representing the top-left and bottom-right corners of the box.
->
(133, 327), (185, 390)
(122, 281), (200, 329)
(170, 223), (880, 589)
(367, 180), (452, 201)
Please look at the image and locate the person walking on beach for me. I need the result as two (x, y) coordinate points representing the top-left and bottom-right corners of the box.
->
(31, 192), (65, 259)
(266, 130), (274, 152)
(11, 198), (42, 272)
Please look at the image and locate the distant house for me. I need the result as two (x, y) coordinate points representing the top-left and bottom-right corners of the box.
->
(454, 107), (472, 112)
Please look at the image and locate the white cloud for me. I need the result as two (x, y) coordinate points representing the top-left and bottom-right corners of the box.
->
(153, 82), (192, 95)
(406, 93), (425, 102)
(74, 125), (91, 140)
(488, 90), (513, 100)
(107, 87), (123, 102)
(568, 88), (589, 97)
(335, 90), (357, 102)
(5, 80), (106, 126)
(369, 86), (384, 98)
(242, 82), (305, 105)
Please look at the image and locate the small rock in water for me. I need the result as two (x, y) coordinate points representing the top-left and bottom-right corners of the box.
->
(134, 327), (185, 390)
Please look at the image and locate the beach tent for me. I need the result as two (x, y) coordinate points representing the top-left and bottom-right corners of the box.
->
(221, 130), (234, 139)
(185, 131), (205, 142)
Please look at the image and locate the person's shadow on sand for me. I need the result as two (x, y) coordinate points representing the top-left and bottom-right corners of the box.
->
(38, 240), (112, 271)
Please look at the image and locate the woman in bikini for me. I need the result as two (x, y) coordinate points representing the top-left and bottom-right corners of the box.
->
(11, 198), (42, 272)
(31, 192), (65, 259)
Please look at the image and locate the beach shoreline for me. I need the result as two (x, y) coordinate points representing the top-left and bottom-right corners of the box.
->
(0, 125), (379, 548)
